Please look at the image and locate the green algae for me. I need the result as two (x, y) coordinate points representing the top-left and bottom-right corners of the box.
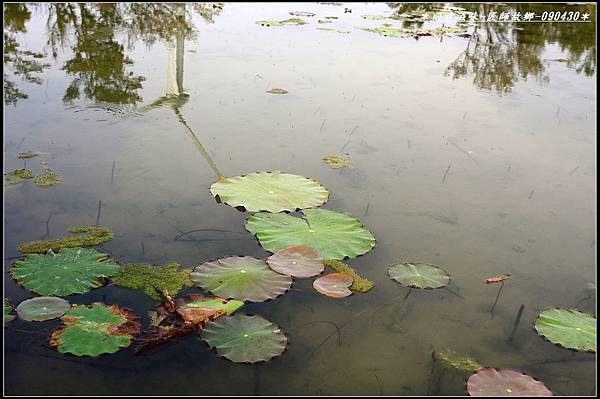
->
(323, 155), (351, 169)
(112, 262), (194, 301)
(434, 349), (483, 372)
(5, 169), (34, 185)
(323, 259), (374, 292)
(33, 162), (61, 187)
(19, 225), (113, 253)
(16, 150), (43, 158)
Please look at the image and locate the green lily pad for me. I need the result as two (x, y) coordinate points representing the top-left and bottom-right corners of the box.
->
(10, 247), (120, 296)
(190, 256), (292, 302)
(534, 307), (596, 352)
(112, 262), (194, 301)
(367, 27), (405, 37)
(467, 368), (553, 396)
(210, 170), (329, 213)
(16, 151), (43, 159)
(246, 209), (376, 260)
(19, 225), (113, 253)
(201, 314), (287, 363)
(5, 169), (33, 185)
(50, 303), (141, 357)
(16, 296), (71, 321)
(256, 21), (284, 27)
(4, 299), (16, 325)
(33, 162), (61, 187)
(388, 262), (450, 289)
(362, 15), (387, 20)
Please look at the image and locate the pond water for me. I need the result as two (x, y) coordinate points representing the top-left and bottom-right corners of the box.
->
(4, 2), (596, 396)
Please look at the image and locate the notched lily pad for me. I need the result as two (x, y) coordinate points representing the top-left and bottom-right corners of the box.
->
(323, 154), (351, 169)
(33, 162), (61, 187)
(19, 225), (113, 253)
(388, 262), (450, 289)
(16, 296), (71, 321)
(191, 256), (292, 302)
(10, 247), (120, 296)
(313, 273), (353, 298)
(201, 314), (287, 363)
(50, 303), (141, 357)
(5, 169), (33, 185)
(266, 88), (288, 94)
(210, 170), (329, 213)
(246, 208), (376, 260)
(112, 262), (193, 301)
(467, 368), (553, 396)
(267, 245), (324, 278)
(534, 307), (596, 352)
(323, 259), (374, 292)
(4, 299), (16, 325)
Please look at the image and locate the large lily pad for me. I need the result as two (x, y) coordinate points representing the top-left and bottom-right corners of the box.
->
(4, 299), (16, 325)
(246, 209), (376, 260)
(201, 314), (287, 363)
(10, 247), (120, 296)
(210, 170), (329, 213)
(313, 273), (353, 298)
(50, 303), (141, 357)
(467, 368), (553, 396)
(267, 245), (324, 278)
(534, 307), (596, 352)
(112, 262), (193, 301)
(387, 262), (450, 289)
(16, 296), (71, 321)
(190, 256), (292, 302)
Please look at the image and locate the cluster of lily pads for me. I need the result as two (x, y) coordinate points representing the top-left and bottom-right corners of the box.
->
(4, 166), (596, 389)
(5, 150), (60, 187)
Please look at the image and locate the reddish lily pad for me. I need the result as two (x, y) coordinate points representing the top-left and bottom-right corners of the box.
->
(313, 273), (353, 298)
(267, 245), (324, 278)
(467, 368), (553, 396)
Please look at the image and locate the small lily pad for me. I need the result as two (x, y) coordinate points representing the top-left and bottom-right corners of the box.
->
(313, 273), (353, 298)
(256, 21), (283, 27)
(210, 170), (329, 213)
(16, 151), (43, 159)
(281, 18), (307, 25)
(190, 256), (292, 302)
(16, 297), (71, 321)
(50, 303), (141, 357)
(323, 155), (351, 169)
(318, 19), (332, 24)
(11, 247), (120, 296)
(34, 162), (60, 187)
(362, 15), (387, 20)
(388, 262), (450, 289)
(201, 314), (287, 363)
(5, 169), (33, 185)
(534, 307), (596, 352)
(4, 299), (16, 325)
(467, 368), (553, 396)
(267, 245), (324, 278)
(266, 88), (288, 94)
(289, 11), (315, 17)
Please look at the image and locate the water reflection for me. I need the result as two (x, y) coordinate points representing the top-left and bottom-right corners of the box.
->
(388, 3), (596, 94)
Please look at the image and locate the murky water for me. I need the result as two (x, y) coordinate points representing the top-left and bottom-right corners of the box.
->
(4, 2), (596, 396)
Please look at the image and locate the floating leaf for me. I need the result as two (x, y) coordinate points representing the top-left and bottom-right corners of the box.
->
(135, 294), (242, 353)
(4, 299), (16, 325)
(289, 11), (315, 17)
(16, 151), (43, 158)
(485, 274), (511, 284)
(267, 245), (324, 278)
(201, 314), (287, 363)
(366, 27), (405, 37)
(33, 162), (60, 187)
(112, 262), (193, 301)
(323, 259), (374, 292)
(190, 256), (292, 302)
(246, 209), (376, 260)
(281, 18), (307, 25)
(362, 15), (386, 20)
(467, 368), (553, 396)
(10, 247), (120, 296)
(210, 170), (328, 213)
(256, 21), (283, 27)
(50, 303), (140, 357)
(266, 88), (288, 94)
(16, 297), (71, 321)
(5, 169), (33, 185)
(388, 262), (450, 289)
(323, 155), (351, 169)
(324, 16), (338, 19)
(19, 225), (113, 253)
(534, 307), (596, 352)
(316, 27), (335, 31)
(318, 19), (332, 24)
(313, 273), (353, 298)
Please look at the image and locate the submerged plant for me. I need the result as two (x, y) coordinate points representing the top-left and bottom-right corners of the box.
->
(19, 225), (113, 253)
(323, 259), (373, 292)
(5, 169), (33, 185)
(112, 262), (194, 301)
(434, 349), (483, 373)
